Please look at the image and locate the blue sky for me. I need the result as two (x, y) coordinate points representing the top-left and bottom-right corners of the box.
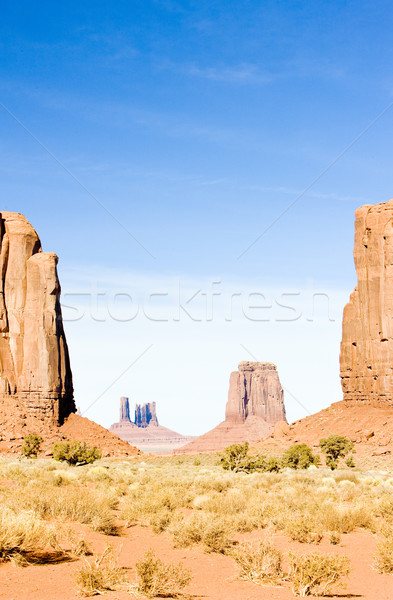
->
(1, 1), (393, 434)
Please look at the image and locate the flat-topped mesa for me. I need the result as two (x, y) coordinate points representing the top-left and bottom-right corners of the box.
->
(135, 402), (159, 428)
(175, 361), (286, 453)
(0, 211), (75, 424)
(340, 199), (393, 406)
(225, 361), (286, 424)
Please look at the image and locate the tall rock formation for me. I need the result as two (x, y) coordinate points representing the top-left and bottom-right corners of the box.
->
(120, 396), (132, 423)
(110, 398), (194, 452)
(135, 402), (158, 427)
(0, 211), (75, 424)
(340, 200), (393, 406)
(226, 361), (286, 423)
(177, 361), (286, 453)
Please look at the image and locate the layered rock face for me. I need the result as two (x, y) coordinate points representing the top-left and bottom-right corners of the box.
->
(0, 212), (75, 424)
(177, 361), (286, 453)
(226, 361), (286, 423)
(340, 200), (393, 406)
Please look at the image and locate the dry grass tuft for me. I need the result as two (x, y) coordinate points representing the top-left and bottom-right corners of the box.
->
(170, 514), (233, 553)
(135, 549), (192, 598)
(232, 540), (284, 585)
(375, 529), (393, 574)
(5, 485), (119, 535)
(0, 507), (61, 563)
(75, 547), (127, 596)
(288, 551), (350, 597)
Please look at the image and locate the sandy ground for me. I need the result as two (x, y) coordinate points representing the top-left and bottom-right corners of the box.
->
(1, 519), (392, 599)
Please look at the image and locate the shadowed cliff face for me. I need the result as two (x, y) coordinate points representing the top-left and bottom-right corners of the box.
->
(0, 211), (75, 424)
(341, 200), (393, 406)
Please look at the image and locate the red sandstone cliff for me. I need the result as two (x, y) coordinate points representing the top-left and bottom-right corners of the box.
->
(0, 212), (139, 457)
(340, 199), (393, 405)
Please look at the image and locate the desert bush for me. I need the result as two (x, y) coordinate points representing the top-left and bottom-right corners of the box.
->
(75, 547), (127, 596)
(345, 455), (356, 468)
(281, 444), (319, 470)
(122, 485), (189, 526)
(329, 531), (341, 545)
(0, 508), (60, 562)
(220, 443), (280, 473)
(375, 529), (393, 573)
(289, 551), (350, 597)
(149, 509), (173, 534)
(285, 515), (323, 544)
(320, 503), (372, 534)
(136, 549), (192, 597)
(170, 514), (233, 553)
(6, 485), (118, 534)
(21, 434), (43, 458)
(220, 442), (252, 472)
(232, 540), (284, 585)
(53, 441), (102, 466)
(319, 435), (354, 470)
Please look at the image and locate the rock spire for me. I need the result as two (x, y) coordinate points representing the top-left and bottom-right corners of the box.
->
(340, 200), (393, 405)
(0, 211), (75, 424)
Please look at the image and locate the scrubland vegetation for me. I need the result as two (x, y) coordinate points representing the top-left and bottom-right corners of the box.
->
(0, 444), (392, 597)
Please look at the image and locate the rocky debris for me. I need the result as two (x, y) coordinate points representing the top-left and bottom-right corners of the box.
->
(340, 199), (393, 405)
(110, 398), (194, 452)
(177, 361), (287, 453)
(0, 212), (74, 424)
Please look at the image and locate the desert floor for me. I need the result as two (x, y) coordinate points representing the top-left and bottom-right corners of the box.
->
(0, 454), (393, 599)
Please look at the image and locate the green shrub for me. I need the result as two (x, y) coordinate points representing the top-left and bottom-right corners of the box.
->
(345, 455), (356, 468)
(220, 443), (280, 473)
(52, 441), (102, 466)
(281, 444), (319, 470)
(220, 442), (251, 472)
(21, 435), (43, 458)
(319, 435), (354, 470)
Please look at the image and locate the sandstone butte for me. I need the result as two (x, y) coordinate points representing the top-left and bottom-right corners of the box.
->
(265, 199), (393, 466)
(110, 397), (195, 452)
(0, 212), (139, 457)
(177, 361), (287, 453)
